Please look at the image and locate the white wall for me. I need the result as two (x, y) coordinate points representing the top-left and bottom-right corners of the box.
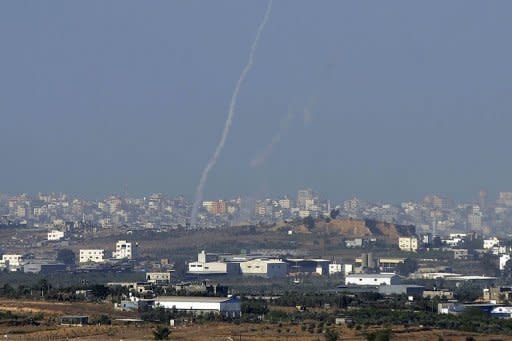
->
(79, 249), (105, 263)
(345, 275), (400, 286)
(188, 261), (228, 274)
(48, 230), (64, 241)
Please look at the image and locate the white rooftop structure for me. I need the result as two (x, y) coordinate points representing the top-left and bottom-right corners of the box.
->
(345, 273), (401, 286)
(155, 296), (241, 317)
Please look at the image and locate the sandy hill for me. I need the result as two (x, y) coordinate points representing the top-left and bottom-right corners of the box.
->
(292, 218), (415, 240)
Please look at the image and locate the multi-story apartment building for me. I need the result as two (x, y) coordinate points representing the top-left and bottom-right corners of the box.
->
(79, 249), (105, 263)
(1, 254), (23, 269)
(398, 237), (419, 252)
(112, 240), (136, 260)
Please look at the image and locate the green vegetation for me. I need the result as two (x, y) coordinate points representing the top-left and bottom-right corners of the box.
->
(153, 325), (171, 340)
(56, 249), (76, 265)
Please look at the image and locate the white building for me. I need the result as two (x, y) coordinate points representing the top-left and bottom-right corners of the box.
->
(112, 240), (136, 260)
(500, 254), (511, 271)
(345, 273), (401, 286)
(79, 249), (105, 263)
(48, 230), (64, 241)
(188, 250), (239, 275)
(443, 233), (466, 247)
(0, 254), (23, 270)
(146, 272), (172, 284)
(491, 306), (512, 319)
(155, 296), (241, 317)
(484, 237), (500, 250)
(398, 237), (419, 252)
(343, 264), (354, 276)
(188, 261), (239, 275)
(329, 263), (342, 275)
(239, 259), (288, 278)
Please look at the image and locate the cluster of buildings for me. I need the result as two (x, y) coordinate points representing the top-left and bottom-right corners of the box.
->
(79, 240), (137, 264)
(2, 189), (512, 234)
(397, 232), (512, 266)
(187, 250), (320, 278)
(0, 239), (137, 273)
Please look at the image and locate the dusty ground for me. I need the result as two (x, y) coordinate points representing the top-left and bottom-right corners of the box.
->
(0, 322), (510, 341)
(0, 300), (510, 340)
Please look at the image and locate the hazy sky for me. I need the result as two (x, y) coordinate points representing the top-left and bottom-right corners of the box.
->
(1, 1), (512, 203)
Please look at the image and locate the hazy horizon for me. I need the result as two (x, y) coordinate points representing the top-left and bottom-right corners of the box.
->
(1, 1), (512, 203)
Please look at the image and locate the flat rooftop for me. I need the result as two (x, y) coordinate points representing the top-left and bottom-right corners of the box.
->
(156, 296), (237, 303)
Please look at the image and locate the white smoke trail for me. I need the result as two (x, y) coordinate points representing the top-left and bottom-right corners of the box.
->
(303, 96), (316, 127)
(190, 0), (273, 227)
(250, 106), (294, 168)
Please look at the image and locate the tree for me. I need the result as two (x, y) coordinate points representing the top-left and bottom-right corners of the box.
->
(324, 328), (339, 341)
(303, 215), (315, 230)
(90, 285), (109, 300)
(153, 325), (170, 340)
(480, 253), (499, 277)
(34, 279), (51, 297)
(330, 209), (340, 220)
(56, 249), (76, 265)
(396, 258), (418, 276)
(96, 314), (111, 325)
(502, 258), (512, 280)
(366, 329), (391, 341)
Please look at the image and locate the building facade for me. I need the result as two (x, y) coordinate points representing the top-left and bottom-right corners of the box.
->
(112, 240), (136, 260)
(48, 230), (64, 241)
(79, 249), (105, 263)
(345, 273), (401, 286)
(239, 259), (288, 278)
(155, 296), (241, 317)
(398, 237), (419, 252)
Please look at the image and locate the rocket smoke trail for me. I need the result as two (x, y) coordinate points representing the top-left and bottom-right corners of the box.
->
(190, 0), (273, 227)
(250, 106), (294, 168)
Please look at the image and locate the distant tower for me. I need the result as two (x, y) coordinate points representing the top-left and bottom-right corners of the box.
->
(479, 189), (488, 210)
(432, 217), (437, 237)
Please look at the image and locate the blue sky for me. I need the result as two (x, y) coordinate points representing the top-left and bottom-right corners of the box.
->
(1, 1), (511, 202)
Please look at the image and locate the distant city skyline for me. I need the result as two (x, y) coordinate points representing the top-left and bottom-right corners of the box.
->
(1, 1), (512, 202)
(0, 187), (506, 206)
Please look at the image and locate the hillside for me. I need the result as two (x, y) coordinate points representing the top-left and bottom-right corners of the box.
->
(290, 218), (416, 240)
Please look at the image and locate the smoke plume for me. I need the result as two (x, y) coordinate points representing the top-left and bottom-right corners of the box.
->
(190, 0), (273, 227)
(250, 106), (294, 168)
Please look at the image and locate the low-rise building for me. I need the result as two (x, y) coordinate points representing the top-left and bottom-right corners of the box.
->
(286, 259), (330, 276)
(484, 237), (500, 250)
(483, 287), (512, 304)
(240, 259), (288, 278)
(329, 263), (342, 275)
(146, 272), (172, 284)
(79, 249), (105, 263)
(452, 249), (473, 260)
(490, 306), (512, 319)
(188, 250), (240, 275)
(345, 273), (401, 286)
(154, 296), (241, 317)
(423, 289), (454, 300)
(23, 262), (66, 274)
(188, 261), (240, 275)
(60, 315), (89, 326)
(48, 230), (64, 241)
(0, 254), (23, 270)
(378, 284), (424, 297)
